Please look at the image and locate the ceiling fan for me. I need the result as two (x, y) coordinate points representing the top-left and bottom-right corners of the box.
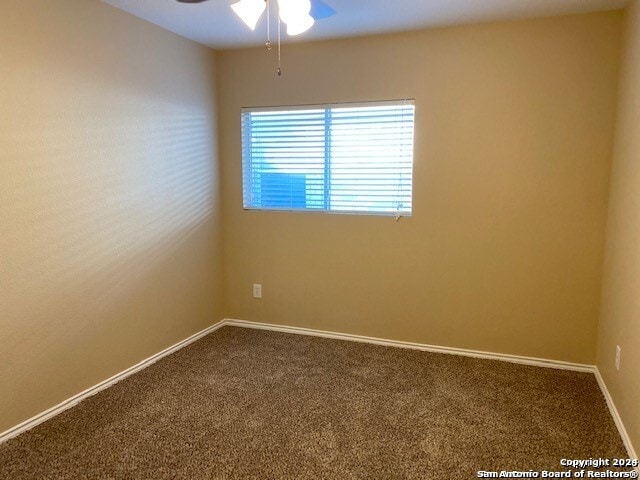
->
(176, 0), (336, 75)
(176, 0), (336, 36)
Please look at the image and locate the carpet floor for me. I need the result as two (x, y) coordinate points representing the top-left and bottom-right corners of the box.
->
(0, 326), (627, 479)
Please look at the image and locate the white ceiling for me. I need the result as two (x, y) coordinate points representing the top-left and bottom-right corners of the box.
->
(101, 0), (629, 50)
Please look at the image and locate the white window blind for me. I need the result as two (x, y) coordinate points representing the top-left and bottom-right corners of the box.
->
(241, 100), (415, 216)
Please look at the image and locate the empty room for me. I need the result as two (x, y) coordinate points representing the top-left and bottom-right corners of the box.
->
(1, 0), (639, 478)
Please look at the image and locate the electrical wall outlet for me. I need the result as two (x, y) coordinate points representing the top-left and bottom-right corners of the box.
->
(615, 345), (621, 371)
(253, 284), (262, 299)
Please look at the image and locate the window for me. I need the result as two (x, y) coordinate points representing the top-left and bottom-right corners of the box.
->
(241, 100), (415, 216)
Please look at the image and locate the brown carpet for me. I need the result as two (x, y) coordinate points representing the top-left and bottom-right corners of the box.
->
(0, 326), (626, 479)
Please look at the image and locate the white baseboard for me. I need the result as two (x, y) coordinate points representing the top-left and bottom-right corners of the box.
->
(0, 320), (226, 445)
(223, 318), (593, 372)
(594, 368), (638, 462)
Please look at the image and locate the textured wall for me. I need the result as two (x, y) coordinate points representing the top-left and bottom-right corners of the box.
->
(218, 12), (622, 365)
(0, 1), (222, 432)
(597, 0), (640, 456)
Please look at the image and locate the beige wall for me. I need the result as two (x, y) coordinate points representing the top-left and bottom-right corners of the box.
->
(597, 0), (640, 456)
(0, 1), (221, 433)
(218, 12), (622, 365)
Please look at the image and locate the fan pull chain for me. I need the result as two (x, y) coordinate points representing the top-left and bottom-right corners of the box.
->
(277, 17), (282, 76)
(265, 0), (271, 51)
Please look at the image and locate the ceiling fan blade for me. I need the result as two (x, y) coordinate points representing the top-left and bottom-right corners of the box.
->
(310, 0), (336, 20)
(176, 0), (210, 3)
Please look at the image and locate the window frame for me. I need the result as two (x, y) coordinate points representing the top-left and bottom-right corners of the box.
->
(240, 99), (416, 217)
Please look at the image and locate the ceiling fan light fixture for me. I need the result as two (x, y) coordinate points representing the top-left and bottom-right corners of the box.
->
(284, 13), (314, 36)
(231, 0), (266, 30)
(278, 0), (314, 36)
